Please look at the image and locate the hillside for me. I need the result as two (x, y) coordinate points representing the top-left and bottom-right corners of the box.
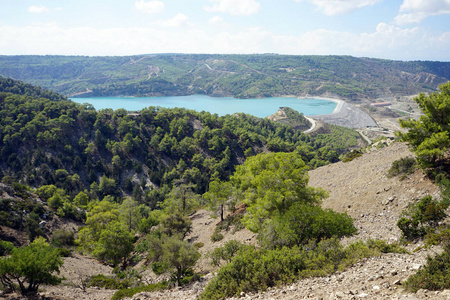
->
(97, 143), (445, 300)
(0, 76), (364, 207)
(32, 142), (448, 300)
(2, 69), (450, 300)
(0, 55), (448, 100)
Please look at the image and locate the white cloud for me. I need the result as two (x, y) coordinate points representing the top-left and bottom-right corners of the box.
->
(135, 0), (164, 15)
(209, 16), (228, 27)
(159, 14), (189, 28)
(28, 5), (50, 14)
(0, 22), (449, 61)
(204, 0), (261, 15)
(295, 0), (381, 15)
(395, 0), (450, 25)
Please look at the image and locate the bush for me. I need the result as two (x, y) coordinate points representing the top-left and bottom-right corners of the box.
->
(342, 150), (362, 162)
(397, 195), (447, 240)
(111, 282), (168, 300)
(208, 240), (252, 267)
(200, 238), (404, 300)
(51, 229), (75, 247)
(257, 203), (357, 249)
(210, 231), (224, 242)
(84, 274), (131, 290)
(387, 157), (417, 180)
(404, 243), (450, 292)
(0, 240), (14, 256)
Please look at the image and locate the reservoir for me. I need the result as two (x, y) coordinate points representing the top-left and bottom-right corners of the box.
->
(71, 95), (337, 118)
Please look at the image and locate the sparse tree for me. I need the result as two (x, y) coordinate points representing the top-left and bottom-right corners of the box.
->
(0, 237), (63, 296)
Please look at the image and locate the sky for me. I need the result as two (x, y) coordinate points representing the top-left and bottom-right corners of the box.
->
(1, 0), (449, 61)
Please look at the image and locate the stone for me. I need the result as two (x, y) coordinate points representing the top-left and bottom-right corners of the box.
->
(358, 293), (369, 298)
(335, 291), (345, 298)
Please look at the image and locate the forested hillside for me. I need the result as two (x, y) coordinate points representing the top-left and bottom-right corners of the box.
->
(0, 55), (448, 100)
(0, 76), (359, 211)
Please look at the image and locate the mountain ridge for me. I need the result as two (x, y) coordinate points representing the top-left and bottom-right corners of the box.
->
(0, 54), (448, 100)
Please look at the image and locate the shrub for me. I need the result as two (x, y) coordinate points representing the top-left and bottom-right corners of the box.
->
(111, 282), (168, 300)
(403, 243), (450, 292)
(84, 274), (131, 290)
(397, 195), (447, 240)
(208, 240), (252, 267)
(387, 157), (417, 180)
(0, 240), (14, 256)
(210, 231), (224, 242)
(200, 238), (404, 300)
(257, 203), (357, 249)
(342, 150), (362, 162)
(51, 229), (75, 247)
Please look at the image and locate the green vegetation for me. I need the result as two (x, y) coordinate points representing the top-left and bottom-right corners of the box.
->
(342, 150), (363, 162)
(0, 75), (358, 211)
(1, 55), (448, 100)
(394, 81), (450, 295)
(404, 238), (450, 292)
(387, 157), (417, 180)
(0, 237), (63, 296)
(76, 200), (136, 268)
(398, 82), (450, 175)
(397, 195), (447, 241)
(200, 239), (407, 300)
(111, 282), (168, 300)
(84, 274), (132, 290)
(208, 240), (252, 267)
(0, 71), (418, 298)
(229, 152), (356, 248)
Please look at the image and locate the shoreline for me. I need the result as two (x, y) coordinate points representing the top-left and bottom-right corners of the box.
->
(295, 96), (345, 115)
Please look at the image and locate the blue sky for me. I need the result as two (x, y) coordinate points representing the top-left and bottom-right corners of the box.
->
(1, 0), (449, 61)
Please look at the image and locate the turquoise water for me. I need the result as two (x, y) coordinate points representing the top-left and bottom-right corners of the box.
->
(71, 95), (336, 118)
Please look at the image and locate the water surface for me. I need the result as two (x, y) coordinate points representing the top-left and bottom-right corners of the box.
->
(71, 95), (336, 118)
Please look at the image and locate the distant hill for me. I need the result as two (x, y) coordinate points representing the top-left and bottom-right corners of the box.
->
(0, 55), (448, 100)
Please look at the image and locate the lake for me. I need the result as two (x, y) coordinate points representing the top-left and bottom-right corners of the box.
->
(70, 95), (337, 118)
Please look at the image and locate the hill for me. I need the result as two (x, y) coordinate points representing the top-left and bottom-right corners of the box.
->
(100, 143), (446, 300)
(0, 76), (363, 206)
(0, 55), (448, 100)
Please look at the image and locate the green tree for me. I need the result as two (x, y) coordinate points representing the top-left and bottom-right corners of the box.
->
(99, 175), (117, 198)
(161, 235), (200, 285)
(0, 237), (63, 295)
(161, 183), (199, 215)
(119, 198), (141, 232)
(203, 179), (234, 222)
(92, 221), (135, 267)
(160, 213), (192, 239)
(76, 201), (134, 267)
(74, 191), (89, 207)
(398, 82), (450, 171)
(231, 152), (328, 232)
